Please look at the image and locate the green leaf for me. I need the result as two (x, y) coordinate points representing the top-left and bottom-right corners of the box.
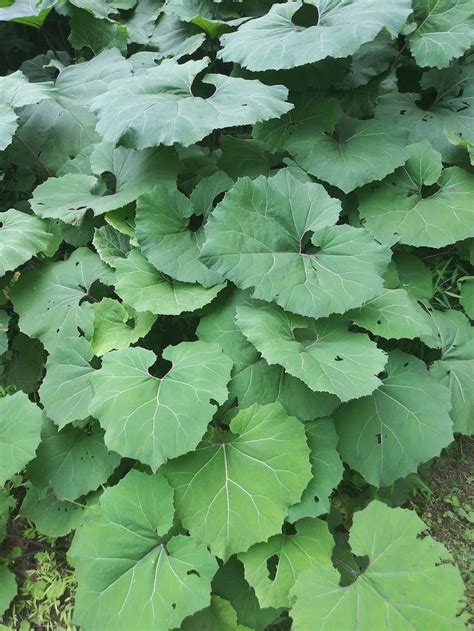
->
(409, 0), (474, 69)
(0, 566), (17, 617)
(136, 173), (233, 287)
(0, 391), (43, 485)
(236, 303), (387, 402)
(11, 247), (110, 351)
(1, 333), (44, 394)
(26, 419), (120, 500)
(359, 141), (474, 247)
(0, 0), (55, 23)
(148, 14), (206, 59)
(92, 57), (292, 148)
(90, 341), (232, 470)
(290, 501), (466, 631)
(460, 278), (474, 319)
(69, 0), (136, 19)
(114, 249), (225, 315)
(393, 251), (433, 299)
(350, 288), (432, 340)
(0, 209), (53, 275)
(31, 143), (177, 224)
(164, 402), (312, 560)
(70, 469), (218, 631)
(239, 518), (333, 609)
(18, 49), (131, 172)
(287, 418), (343, 521)
(93, 224), (131, 268)
(69, 8), (128, 54)
(0, 311), (8, 356)
(91, 297), (156, 355)
(284, 113), (410, 193)
(201, 169), (390, 318)
(180, 595), (252, 631)
(0, 69), (53, 149)
(212, 557), (281, 631)
(335, 351), (453, 487)
(427, 309), (474, 435)
(198, 288), (339, 419)
(21, 486), (92, 537)
(39, 336), (95, 428)
(218, 0), (411, 71)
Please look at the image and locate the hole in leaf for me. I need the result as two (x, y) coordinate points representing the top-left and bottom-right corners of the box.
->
(186, 569), (200, 577)
(212, 191), (226, 207)
(403, 362), (409, 367)
(420, 183), (440, 199)
(171, 603), (176, 610)
(379, 371), (388, 380)
(291, 2), (319, 27)
(282, 522), (297, 536)
(376, 433), (384, 444)
(187, 213), (204, 232)
(314, 495), (320, 504)
(300, 230), (320, 255)
(266, 554), (279, 581)
(148, 356), (172, 378)
(376, 320), (382, 325)
(334, 356), (343, 362)
(191, 73), (217, 98)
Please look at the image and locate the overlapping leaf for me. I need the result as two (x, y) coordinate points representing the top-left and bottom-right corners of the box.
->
(90, 341), (232, 470)
(201, 169), (390, 318)
(164, 402), (312, 560)
(290, 501), (466, 630)
(0, 209), (54, 275)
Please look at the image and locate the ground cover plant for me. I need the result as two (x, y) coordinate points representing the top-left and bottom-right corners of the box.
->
(0, 0), (473, 628)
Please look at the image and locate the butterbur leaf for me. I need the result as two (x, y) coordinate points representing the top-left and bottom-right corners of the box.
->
(70, 470), (217, 631)
(409, 0), (474, 69)
(21, 486), (93, 537)
(218, 0), (412, 71)
(27, 419), (120, 500)
(335, 351), (454, 487)
(69, 0), (137, 19)
(92, 224), (131, 268)
(212, 557), (281, 631)
(427, 309), (474, 435)
(0, 566), (17, 617)
(114, 249), (225, 315)
(393, 251), (433, 300)
(0, 70), (54, 150)
(290, 501), (466, 630)
(89, 342), (232, 470)
(31, 143), (178, 224)
(91, 297), (156, 355)
(350, 288), (432, 340)
(197, 288), (339, 419)
(92, 58), (292, 149)
(283, 114), (410, 193)
(0, 209), (54, 275)
(359, 141), (474, 247)
(11, 247), (110, 351)
(460, 278), (474, 319)
(19, 49), (131, 172)
(287, 419), (343, 521)
(2, 333), (44, 394)
(164, 402), (312, 560)
(136, 174), (232, 287)
(236, 303), (387, 402)
(0, 391), (43, 486)
(180, 595), (252, 631)
(39, 336), (95, 428)
(201, 169), (390, 318)
(69, 8), (128, 54)
(239, 518), (333, 609)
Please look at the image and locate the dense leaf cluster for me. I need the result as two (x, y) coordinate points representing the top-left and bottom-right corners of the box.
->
(0, 0), (473, 629)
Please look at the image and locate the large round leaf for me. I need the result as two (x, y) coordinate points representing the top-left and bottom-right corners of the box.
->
(70, 470), (218, 631)
(11, 247), (110, 351)
(201, 169), (390, 318)
(0, 391), (43, 486)
(334, 351), (453, 486)
(236, 303), (387, 402)
(238, 518), (333, 609)
(218, 1), (411, 71)
(0, 209), (54, 275)
(89, 341), (232, 470)
(290, 501), (466, 630)
(359, 141), (474, 247)
(164, 402), (312, 560)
